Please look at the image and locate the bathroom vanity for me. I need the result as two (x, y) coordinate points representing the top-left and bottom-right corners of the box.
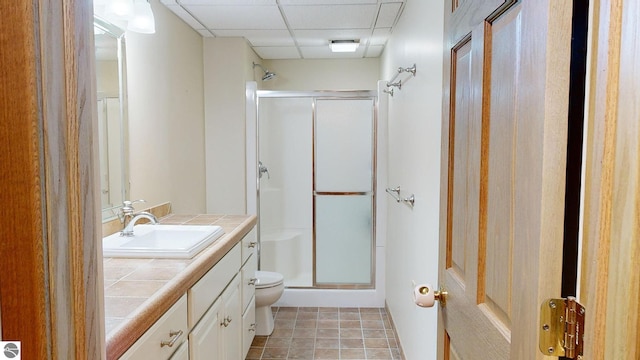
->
(103, 214), (257, 360)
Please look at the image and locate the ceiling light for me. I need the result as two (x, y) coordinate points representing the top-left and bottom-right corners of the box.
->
(128, 0), (156, 34)
(329, 40), (360, 53)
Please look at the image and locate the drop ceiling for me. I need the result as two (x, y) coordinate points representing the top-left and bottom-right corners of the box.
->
(159, 0), (406, 59)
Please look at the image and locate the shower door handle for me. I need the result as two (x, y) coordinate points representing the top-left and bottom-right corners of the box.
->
(258, 161), (270, 179)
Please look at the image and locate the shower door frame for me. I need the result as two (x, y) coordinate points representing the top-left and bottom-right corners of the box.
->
(255, 90), (378, 290)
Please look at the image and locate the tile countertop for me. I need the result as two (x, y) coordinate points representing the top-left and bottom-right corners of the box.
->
(103, 214), (257, 360)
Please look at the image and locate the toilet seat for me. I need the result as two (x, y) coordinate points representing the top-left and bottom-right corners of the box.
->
(255, 270), (284, 289)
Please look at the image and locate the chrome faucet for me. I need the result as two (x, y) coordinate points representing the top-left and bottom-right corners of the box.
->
(119, 200), (158, 237)
(119, 199), (145, 228)
(120, 212), (158, 237)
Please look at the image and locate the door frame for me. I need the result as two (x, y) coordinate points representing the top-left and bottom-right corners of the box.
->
(580, 0), (640, 357)
(0, 0), (103, 358)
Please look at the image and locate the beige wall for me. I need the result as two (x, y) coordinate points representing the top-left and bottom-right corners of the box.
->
(125, 0), (206, 214)
(96, 60), (119, 96)
(381, 0), (444, 358)
(261, 58), (379, 91)
(203, 37), (262, 213)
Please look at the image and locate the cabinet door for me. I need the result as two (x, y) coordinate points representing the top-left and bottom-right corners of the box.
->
(189, 298), (223, 360)
(222, 275), (242, 360)
(242, 297), (256, 359)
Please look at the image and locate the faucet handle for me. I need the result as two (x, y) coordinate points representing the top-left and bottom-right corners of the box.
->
(122, 199), (146, 212)
(119, 200), (146, 223)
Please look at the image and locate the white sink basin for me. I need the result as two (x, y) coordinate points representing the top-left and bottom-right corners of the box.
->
(102, 224), (224, 259)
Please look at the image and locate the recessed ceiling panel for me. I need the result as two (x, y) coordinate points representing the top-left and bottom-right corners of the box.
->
(213, 29), (295, 46)
(375, 2), (402, 28)
(283, 5), (377, 29)
(184, 5), (286, 30)
(253, 46), (302, 59)
(293, 29), (370, 46)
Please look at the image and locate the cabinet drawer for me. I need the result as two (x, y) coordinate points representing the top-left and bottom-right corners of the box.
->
(242, 296), (256, 359)
(188, 243), (241, 329)
(241, 227), (257, 265)
(119, 295), (188, 360)
(169, 340), (189, 360)
(241, 253), (257, 313)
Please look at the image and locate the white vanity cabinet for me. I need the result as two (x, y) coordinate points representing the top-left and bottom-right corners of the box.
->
(119, 295), (188, 360)
(116, 225), (257, 360)
(240, 228), (257, 358)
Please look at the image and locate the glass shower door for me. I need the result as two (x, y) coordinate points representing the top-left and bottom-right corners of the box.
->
(314, 98), (375, 286)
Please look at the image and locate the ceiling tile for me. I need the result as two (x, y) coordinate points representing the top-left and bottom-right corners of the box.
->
(213, 29), (295, 46)
(279, 0), (376, 4)
(165, 5), (206, 30)
(292, 29), (370, 46)
(252, 46), (302, 59)
(370, 28), (391, 45)
(365, 45), (384, 57)
(282, 4), (377, 29)
(183, 5), (286, 30)
(299, 45), (365, 59)
(375, 2), (402, 28)
(179, 0), (276, 4)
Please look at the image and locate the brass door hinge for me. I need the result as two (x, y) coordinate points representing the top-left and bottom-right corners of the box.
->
(539, 297), (585, 359)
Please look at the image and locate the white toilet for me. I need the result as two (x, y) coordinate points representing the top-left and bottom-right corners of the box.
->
(254, 270), (284, 335)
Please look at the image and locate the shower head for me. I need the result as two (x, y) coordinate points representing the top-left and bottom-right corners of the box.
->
(253, 62), (277, 81)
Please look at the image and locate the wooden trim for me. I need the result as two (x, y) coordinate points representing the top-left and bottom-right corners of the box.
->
(1, 0), (103, 358)
(476, 20), (491, 305)
(0, 2), (50, 358)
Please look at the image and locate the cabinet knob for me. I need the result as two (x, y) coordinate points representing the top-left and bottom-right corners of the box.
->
(248, 278), (258, 286)
(160, 329), (183, 347)
(248, 241), (257, 248)
(249, 323), (256, 332)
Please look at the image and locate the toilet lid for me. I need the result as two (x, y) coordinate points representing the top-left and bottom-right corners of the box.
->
(255, 270), (284, 288)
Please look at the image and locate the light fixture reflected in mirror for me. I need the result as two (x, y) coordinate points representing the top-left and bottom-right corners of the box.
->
(104, 0), (134, 21)
(128, 0), (156, 34)
(96, 0), (156, 34)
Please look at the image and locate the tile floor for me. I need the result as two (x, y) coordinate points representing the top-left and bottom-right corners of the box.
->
(246, 307), (404, 360)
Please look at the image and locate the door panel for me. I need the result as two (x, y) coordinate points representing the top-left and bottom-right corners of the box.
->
(439, 0), (572, 358)
(448, 38), (474, 284)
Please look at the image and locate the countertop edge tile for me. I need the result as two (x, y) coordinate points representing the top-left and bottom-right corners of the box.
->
(105, 214), (257, 360)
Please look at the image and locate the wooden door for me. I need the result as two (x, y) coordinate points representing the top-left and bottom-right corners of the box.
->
(438, 1), (573, 358)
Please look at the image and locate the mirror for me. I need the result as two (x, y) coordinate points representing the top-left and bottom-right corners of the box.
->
(94, 16), (129, 221)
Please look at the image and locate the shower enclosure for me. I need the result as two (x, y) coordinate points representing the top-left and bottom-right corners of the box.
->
(255, 90), (377, 290)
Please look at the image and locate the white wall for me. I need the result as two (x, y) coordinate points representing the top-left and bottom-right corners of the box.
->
(125, 0), (206, 214)
(381, 0), (445, 359)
